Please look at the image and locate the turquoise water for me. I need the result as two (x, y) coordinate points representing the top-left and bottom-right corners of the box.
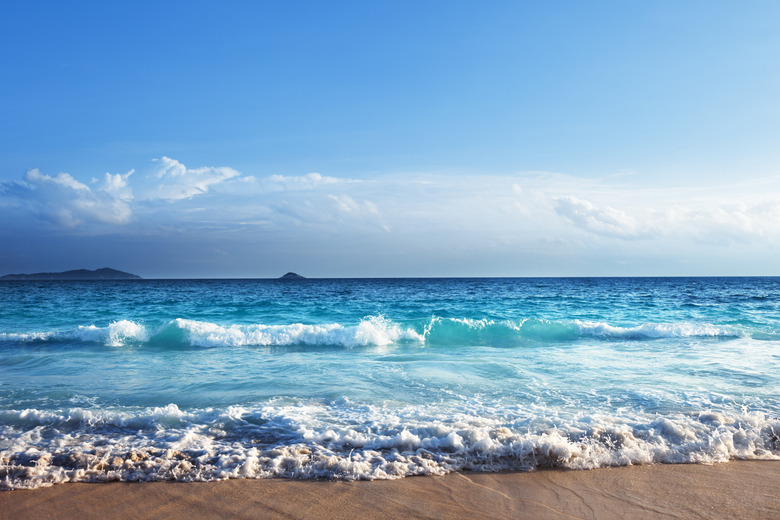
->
(1, 277), (779, 489)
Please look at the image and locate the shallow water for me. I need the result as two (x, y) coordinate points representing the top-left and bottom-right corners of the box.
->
(1, 277), (779, 489)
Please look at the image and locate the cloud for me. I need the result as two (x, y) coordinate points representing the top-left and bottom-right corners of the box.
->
(147, 156), (240, 200)
(102, 170), (134, 200)
(265, 193), (386, 233)
(666, 201), (780, 244)
(328, 194), (379, 215)
(18, 168), (132, 227)
(0, 157), (243, 230)
(25, 169), (90, 192)
(4, 159), (780, 278)
(553, 195), (645, 239)
(551, 189), (780, 245)
(263, 172), (359, 190)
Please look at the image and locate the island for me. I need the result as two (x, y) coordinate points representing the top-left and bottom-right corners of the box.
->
(0, 268), (142, 281)
(279, 272), (306, 280)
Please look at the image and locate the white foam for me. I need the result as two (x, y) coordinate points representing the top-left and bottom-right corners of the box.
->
(77, 320), (149, 346)
(0, 317), (743, 348)
(447, 318), (496, 329)
(2, 402), (778, 489)
(0, 320), (148, 346)
(574, 320), (736, 339)
(0, 331), (56, 342)
(173, 315), (424, 347)
(418, 317), (737, 343)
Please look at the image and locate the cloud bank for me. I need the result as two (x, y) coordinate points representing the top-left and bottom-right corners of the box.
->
(17, 168), (133, 227)
(148, 156), (240, 200)
(1, 157), (779, 276)
(553, 196), (645, 239)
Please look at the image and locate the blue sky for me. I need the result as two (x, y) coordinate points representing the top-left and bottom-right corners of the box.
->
(1, 1), (779, 277)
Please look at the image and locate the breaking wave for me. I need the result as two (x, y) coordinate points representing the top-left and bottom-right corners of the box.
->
(2, 402), (778, 489)
(0, 316), (745, 348)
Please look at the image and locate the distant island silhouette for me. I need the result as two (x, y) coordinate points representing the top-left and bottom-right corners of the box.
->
(279, 272), (306, 280)
(0, 268), (142, 281)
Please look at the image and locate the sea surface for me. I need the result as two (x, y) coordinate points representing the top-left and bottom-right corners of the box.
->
(1, 277), (779, 489)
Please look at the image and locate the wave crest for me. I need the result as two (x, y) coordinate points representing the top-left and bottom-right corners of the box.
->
(0, 316), (742, 349)
(420, 317), (738, 344)
(173, 315), (424, 347)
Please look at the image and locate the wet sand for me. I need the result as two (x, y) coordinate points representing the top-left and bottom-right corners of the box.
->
(2, 461), (779, 520)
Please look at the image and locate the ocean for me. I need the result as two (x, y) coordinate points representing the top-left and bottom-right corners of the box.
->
(1, 277), (779, 489)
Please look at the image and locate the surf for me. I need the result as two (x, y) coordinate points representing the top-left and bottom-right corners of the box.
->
(0, 316), (746, 349)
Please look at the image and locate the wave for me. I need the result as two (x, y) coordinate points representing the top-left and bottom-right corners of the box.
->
(573, 320), (737, 339)
(1, 402), (778, 489)
(0, 320), (149, 347)
(0, 316), (748, 349)
(421, 317), (739, 344)
(171, 316), (424, 347)
(0, 316), (425, 348)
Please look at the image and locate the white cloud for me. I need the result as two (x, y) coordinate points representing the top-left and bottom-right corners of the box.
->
(5, 160), (780, 277)
(20, 168), (132, 227)
(2, 157), (244, 229)
(328, 194), (379, 215)
(263, 172), (359, 190)
(25, 169), (90, 192)
(549, 186), (780, 246)
(147, 156), (240, 200)
(665, 201), (780, 244)
(102, 170), (134, 200)
(263, 192), (386, 233)
(553, 195), (645, 239)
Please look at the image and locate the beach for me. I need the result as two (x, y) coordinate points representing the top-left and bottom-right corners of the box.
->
(2, 461), (778, 520)
(4, 0), (779, 516)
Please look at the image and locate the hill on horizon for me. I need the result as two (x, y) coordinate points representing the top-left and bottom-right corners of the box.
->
(0, 268), (142, 281)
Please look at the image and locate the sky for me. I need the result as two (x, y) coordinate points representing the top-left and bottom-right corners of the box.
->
(1, 1), (779, 278)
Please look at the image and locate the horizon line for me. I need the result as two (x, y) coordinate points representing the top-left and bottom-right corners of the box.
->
(144, 274), (779, 279)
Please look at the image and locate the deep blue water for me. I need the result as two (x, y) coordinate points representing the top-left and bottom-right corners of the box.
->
(1, 277), (779, 488)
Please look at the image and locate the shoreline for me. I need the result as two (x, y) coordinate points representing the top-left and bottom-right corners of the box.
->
(2, 461), (779, 520)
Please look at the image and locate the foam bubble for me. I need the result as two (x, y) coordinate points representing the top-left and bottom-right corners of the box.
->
(418, 317), (738, 345)
(0, 316), (744, 349)
(2, 402), (778, 489)
(574, 320), (737, 339)
(0, 331), (56, 342)
(0, 320), (148, 346)
(77, 320), (149, 346)
(173, 315), (424, 347)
